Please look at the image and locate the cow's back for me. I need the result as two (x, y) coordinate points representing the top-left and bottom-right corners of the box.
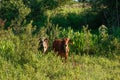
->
(53, 39), (63, 52)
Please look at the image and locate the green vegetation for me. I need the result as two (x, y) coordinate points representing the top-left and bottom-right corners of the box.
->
(0, 24), (120, 79)
(0, 0), (120, 80)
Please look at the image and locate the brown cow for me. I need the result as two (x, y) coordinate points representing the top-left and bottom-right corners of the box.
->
(53, 38), (72, 62)
(38, 38), (49, 53)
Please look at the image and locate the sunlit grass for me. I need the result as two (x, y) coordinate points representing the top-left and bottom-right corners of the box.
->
(0, 51), (120, 80)
(46, 3), (90, 17)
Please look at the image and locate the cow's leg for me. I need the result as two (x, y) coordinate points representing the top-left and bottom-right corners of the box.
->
(64, 53), (68, 62)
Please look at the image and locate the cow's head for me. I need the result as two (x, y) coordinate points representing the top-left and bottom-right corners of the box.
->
(39, 38), (49, 53)
(62, 38), (72, 53)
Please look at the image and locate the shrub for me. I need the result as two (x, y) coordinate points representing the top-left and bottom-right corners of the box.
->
(0, 40), (15, 60)
(0, 0), (31, 28)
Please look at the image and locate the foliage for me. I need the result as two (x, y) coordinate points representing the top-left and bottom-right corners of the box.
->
(22, 0), (72, 28)
(40, 0), (71, 10)
(0, 1), (120, 79)
(48, 5), (102, 29)
(0, 23), (120, 79)
(0, 0), (31, 28)
(89, 0), (120, 27)
(0, 50), (120, 80)
(77, 0), (120, 28)
(72, 26), (98, 55)
(0, 0), (72, 29)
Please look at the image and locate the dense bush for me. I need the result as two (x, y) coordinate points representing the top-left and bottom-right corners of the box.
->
(0, 0), (31, 29)
(90, 0), (120, 27)
(49, 6), (102, 30)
